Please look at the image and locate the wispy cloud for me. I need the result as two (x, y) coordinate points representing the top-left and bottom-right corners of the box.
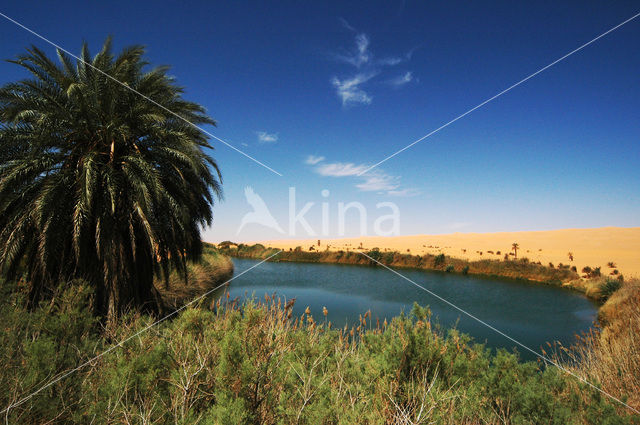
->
(388, 71), (414, 87)
(256, 131), (278, 144)
(387, 188), (421, 197)
(355, 172), (400, 192)
(332, 73), (375, 106)
(333, 33), (371, 68)
(338, 17), (357, 33)
(304, 155), (325, 165)
(330, 19), (416, 107)
(378, 57), (403, 66)
(315, 162), (369, 177)
(308, 158), (418, 196)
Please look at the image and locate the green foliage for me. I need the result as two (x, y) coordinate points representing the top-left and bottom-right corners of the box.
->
(382, 251), (395, 264)
(0, 284), (634, 424)
(0, 38), (222, 319)
(366, 249), (383, 264)
(434, 253), (446, 267)
(599, 279), (623, 301)
(462, 265), (470, 275)
(445, 264), (455, 273)
(0, 281), (101, 421)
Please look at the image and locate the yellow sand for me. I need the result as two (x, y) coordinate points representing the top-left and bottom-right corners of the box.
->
(253, 227), (640, 278)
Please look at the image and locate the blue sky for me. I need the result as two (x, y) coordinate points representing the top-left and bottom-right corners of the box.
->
(1, 1), (639, 242)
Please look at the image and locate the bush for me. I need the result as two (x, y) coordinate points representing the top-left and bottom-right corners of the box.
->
(0, 284), (632, 424)
(462, 265), (470, 275)
(445, 264), (454, 273)
(434, 253), (446, 267)
(599, 279), (622, 301)
(366, 249), (383, 264)
(582, 266), (602, 279)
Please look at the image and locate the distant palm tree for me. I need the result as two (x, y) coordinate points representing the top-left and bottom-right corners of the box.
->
(512, 243), (519, 259)
(0, 38), (222, 320)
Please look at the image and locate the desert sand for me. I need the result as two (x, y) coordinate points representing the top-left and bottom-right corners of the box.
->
(253, 227), (640, 278)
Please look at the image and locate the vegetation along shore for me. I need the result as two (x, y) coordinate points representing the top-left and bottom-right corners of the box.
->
(217, 241), (624, 301)
(1, 269), (638, 423)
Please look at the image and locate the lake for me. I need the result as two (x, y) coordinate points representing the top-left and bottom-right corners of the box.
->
(224, 258), (597, 361)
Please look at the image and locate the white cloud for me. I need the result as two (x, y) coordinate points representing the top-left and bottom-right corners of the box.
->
(338, 17), (356, 33)
(256, 131), (278, 144)
(330, 22), (416, 107)
(355, 172), (400, 192)
(354, 34), (370, 67)
(334, 32), (371, 68)
(332, 73), (375, 106)
(378, 57), (403, 66)
(304, 155), (325, 165)
(387, 188), (420, 197)
(389, 71), (413, 87)
(315, 162), (369, 177)
(308, 159), (417, 196)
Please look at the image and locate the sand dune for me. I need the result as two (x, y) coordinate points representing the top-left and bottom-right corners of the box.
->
(254, 227), (640, 278)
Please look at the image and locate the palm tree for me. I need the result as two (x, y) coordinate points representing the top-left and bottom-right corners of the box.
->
(0, 38), (222, 321)
(512, 243), (519, 259)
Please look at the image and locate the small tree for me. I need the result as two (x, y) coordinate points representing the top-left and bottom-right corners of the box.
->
(511, 243), (519, 259)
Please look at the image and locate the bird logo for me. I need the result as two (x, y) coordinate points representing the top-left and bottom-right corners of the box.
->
(237, 186), (285, 234)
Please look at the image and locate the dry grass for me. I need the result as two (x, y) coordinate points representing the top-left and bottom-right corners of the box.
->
(154, 247), (234, 310)
(558, 279), (640, 412)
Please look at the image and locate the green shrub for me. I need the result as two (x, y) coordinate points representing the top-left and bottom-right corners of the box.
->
(366, 249), (383, 264)
(434, 253), (446, 267)
(383, 251), (395, 264)
(0, 285), (631, 424)
(445, 264), (455, 273)
(599, 279), (622, 301)
(462, 265), (470, 275)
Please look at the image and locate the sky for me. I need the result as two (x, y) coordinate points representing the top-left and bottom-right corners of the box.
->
(0, 1), (639, 242)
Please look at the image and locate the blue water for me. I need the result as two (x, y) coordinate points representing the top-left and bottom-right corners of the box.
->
(224, 258), (597, 361)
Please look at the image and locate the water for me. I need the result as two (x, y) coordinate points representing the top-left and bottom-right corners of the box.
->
(224, 258), (597, 361)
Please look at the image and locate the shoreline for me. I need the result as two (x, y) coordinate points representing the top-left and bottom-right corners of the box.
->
(155, 246), (234, 310)
(241, 227), (640, 280)
(216, 242), (611, 301)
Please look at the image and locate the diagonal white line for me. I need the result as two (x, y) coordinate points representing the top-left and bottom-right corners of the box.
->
(0, 11), (283, 177)
(357, 250), (640, 415)
(0, 250), (282, 415)
(358, 11), (640, 176)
